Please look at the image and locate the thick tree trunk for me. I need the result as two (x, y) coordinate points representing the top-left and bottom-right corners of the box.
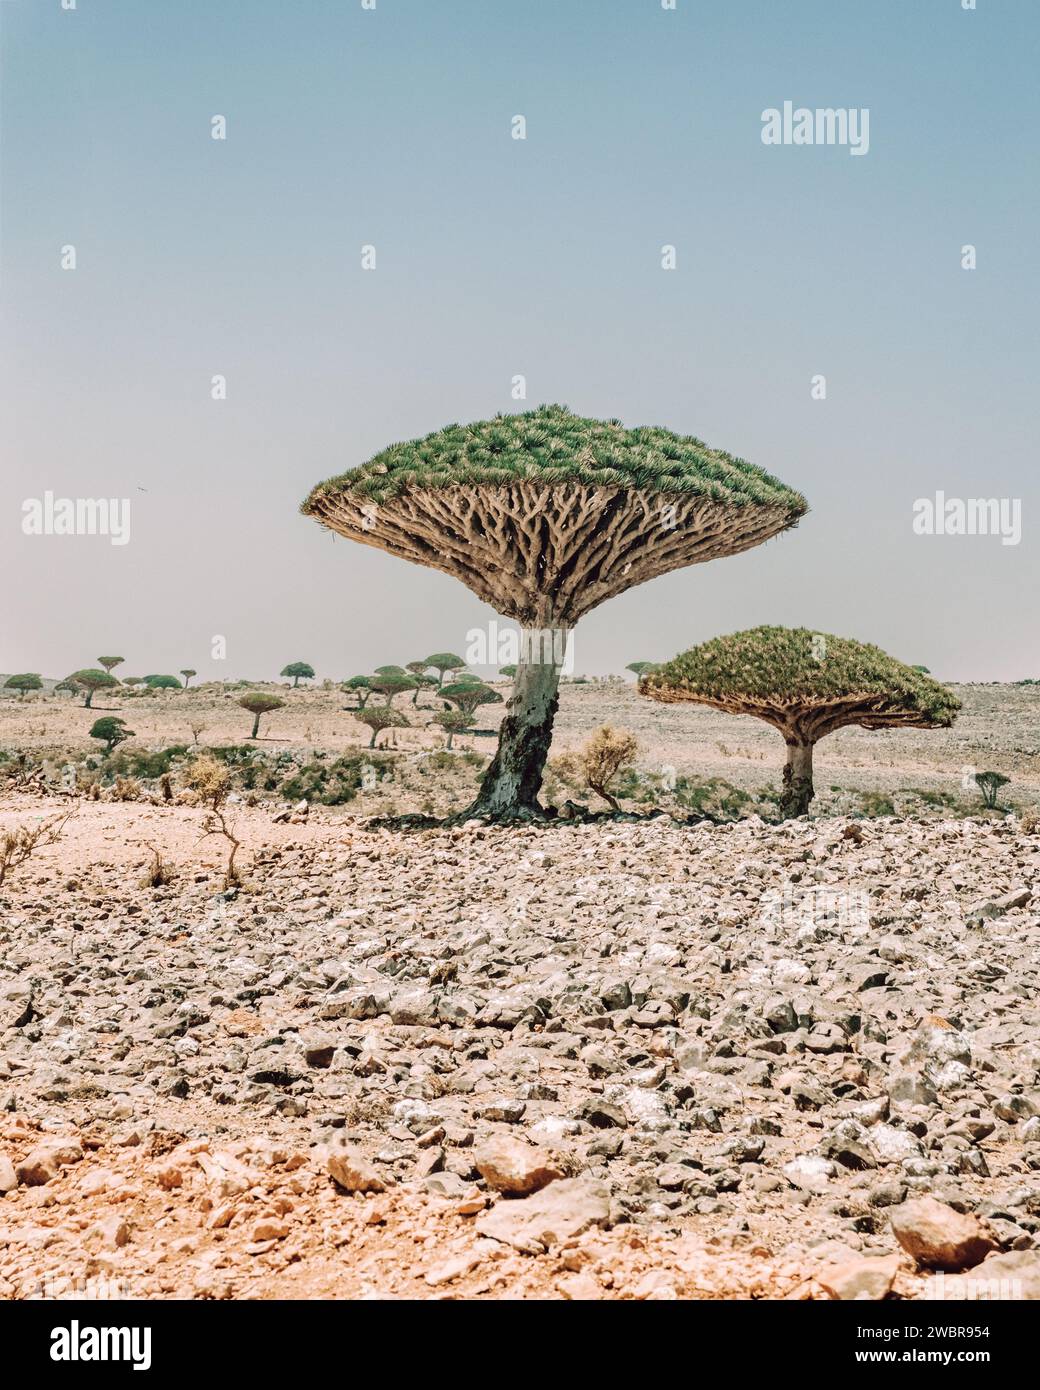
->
(466, 626), (569, 819)
(85, 690), (94, 708)
(368, 729), (377, 749)
(250, 712), (261, 739)
(780, 740), (815, 818)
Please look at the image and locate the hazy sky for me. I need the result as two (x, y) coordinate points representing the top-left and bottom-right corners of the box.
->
(2, 0), (1037, 683)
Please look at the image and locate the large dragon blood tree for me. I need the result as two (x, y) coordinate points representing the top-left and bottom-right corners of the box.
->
(302, 405), (807, 818)
(641, 626), (961, 819)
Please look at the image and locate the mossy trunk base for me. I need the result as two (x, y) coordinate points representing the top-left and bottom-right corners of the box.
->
(466, 629), (567, 820)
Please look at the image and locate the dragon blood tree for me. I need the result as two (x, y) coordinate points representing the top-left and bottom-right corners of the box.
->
(642, 626), (961, 819)
(303, 405), (806, 819)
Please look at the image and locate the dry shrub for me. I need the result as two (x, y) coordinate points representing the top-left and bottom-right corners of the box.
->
(184, 754), (232, 807)
(111, 776), (141, 801)
(185, 754), (240, 889)
(140, 842), (172, 888)
(577, 725), (638, 811)
(1020, 806), (1040, 834)
(0, 810), (74, 887)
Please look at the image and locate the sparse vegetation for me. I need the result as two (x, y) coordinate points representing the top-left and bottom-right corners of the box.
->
(434, 708), (474, 750)
(0, 810), (74, 888)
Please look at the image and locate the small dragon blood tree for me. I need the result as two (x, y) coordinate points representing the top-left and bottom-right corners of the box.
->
(641, 626), (961, 819)
(303, 405), (807, 819)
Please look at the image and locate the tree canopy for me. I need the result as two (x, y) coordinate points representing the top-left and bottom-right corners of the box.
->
(4, 673), (43, 696)
(303, 405), (807, 627)
(642, 627), (961, 731)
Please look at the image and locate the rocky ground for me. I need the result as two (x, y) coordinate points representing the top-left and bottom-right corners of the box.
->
(2, 794), (1039, 1300)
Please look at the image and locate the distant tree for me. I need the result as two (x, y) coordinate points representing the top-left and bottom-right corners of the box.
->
(353, 706), (408, 749)
(238, 691), (286, 739)
(911, 665), (931, 674)
(54, 678), (81, 699)
(4, 674), (43, 698)
(373, 664), (406, 677)
(121, 676), (144, 687)
(975, 770), (1010, 810)
(89, 715), (134, 755)
(626, 661), (658, 678)
(410, 672), (439, 704)
(343, 675), (373, 709)
(281, 662), (315, 688)
(578, 725), (638, 811)
(451, 671), (482, 684)
(145, 674), (181, 690)
(97, 656), (124, 674)
(422, 653), (466, 689)
(643, 628), (960, 819)
(439, 682), (503, 719)
(498, 664), (518, 679)
(435, 709), (474, 750)
(180, 669), (197, 687)
(68, 669), (118, 708)
(370, 673), (417, 706)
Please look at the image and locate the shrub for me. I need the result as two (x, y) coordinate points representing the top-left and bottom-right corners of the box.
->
(579, 725), (638, 811)
(975, 770), (1010, 810)
(89, 716), (134, 755)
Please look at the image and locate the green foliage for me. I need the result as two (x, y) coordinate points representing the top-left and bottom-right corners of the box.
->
(975, 770), (1010, 809)
(279, 753), (395, 805)
(303, 404), (809, 514)
(673, 775), (753, 820)
(69, 668), (118, 690)
(97, 656), (124, 673)
(4, 673), (42, 696)
(626, 661), (658, 676)
(422, 653), (466, 682)
(370, 674), (417, 703)
(145, 674), (182, 689)
(238, 692), (285, 715)
(856, 791), (897, 818)
(281, 662), (315, 685)
(498, 664), (517, 678)
(439, 682), (503, 717)
(108, 744), (189, 778)
(911, 665), (930, 674)
(353, 707), (409, 747)
(373, 664), (406, 676)
(89, 716), (134, 753)
(645, 627), (961, 727)
(68, 669), (118, 706)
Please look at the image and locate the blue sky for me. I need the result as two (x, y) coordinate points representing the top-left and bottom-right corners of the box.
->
(2, 0), (1037, 680)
